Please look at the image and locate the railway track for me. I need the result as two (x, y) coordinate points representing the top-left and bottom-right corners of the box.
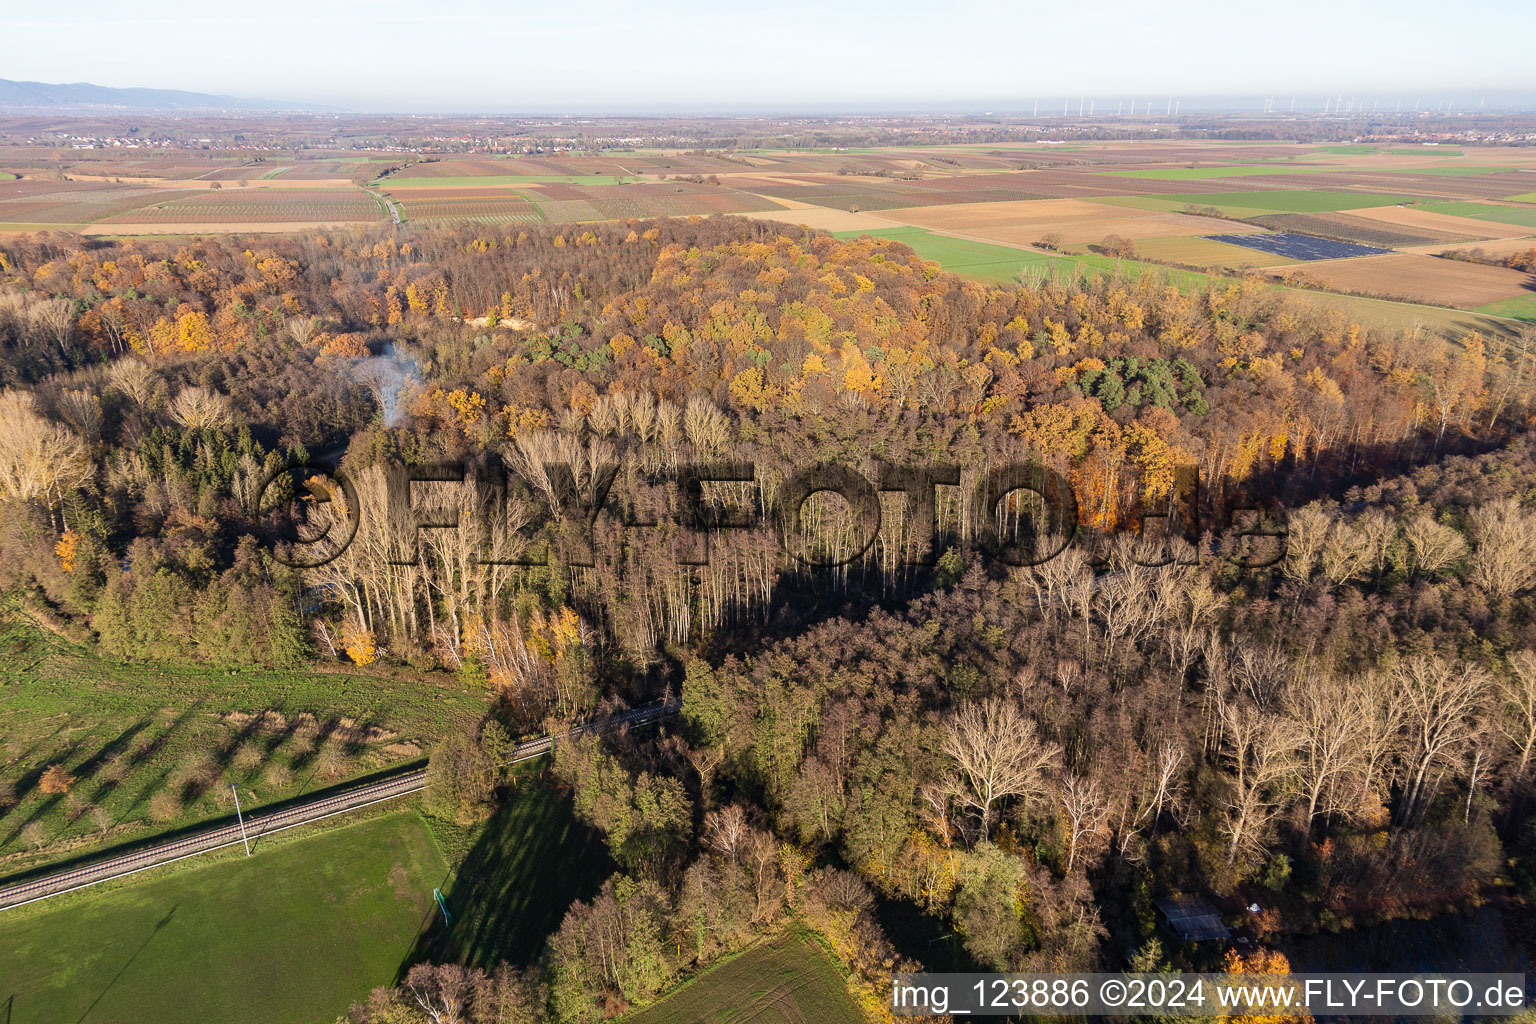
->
(0, 700), (675, 912)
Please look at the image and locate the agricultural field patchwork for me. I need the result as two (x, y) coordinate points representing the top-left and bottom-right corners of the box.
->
(392, 190), (546, 224)
(5, 137), (1536, 324)
(1245, 211), (1478, 247)
(1102, 164), (1337, 180)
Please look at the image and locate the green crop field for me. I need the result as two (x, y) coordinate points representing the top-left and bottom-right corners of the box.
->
(1420, 202), (1536, 228)
(624, 931), (862, 1024)
(378, 175), (630, 187)
(0, 171), (15, 180)
(1501, 192), (1536, 204)
(1103, 165), (1334, 180)
(1388, 148), (1465, 157)
(1318, 145), (1377, 155)
(0, 640), (490, 879)
(834, 225), (1067, 283)
(1476, 294), (1536, 324)
(0, 811), (446, 1024)
(1146, 189), (1419, 214)
(1385, 165), (1529, 177)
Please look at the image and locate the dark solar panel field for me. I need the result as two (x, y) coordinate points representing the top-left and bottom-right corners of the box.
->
(1205, 232), (1392, 261)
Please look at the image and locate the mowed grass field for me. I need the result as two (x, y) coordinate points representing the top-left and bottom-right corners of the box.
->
(624, 932), (862, 1024)
(0, 810), (446, 1024)
(1476, 293), (1536, 323)
(0, 640), (490, 880)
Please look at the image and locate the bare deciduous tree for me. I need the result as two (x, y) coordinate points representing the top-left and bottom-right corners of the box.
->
(107, 357), (162, 408)
(1284, 670), (1367, 826)
(0, 390), (92, 518)
(1402, 514), (1467, 579)
(169, 386), (234, 432)
(1395, 655), (1492, 824)
(1468, 500), (1536, 599)
(704, 803), (751, 862)
(1217, 701), (1300, 863)
(1059, 773), (1109, 872)
(1496, 651), (1536, 785)
(943, 697), (1060, 840)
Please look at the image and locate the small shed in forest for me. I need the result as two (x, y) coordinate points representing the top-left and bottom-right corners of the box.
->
(1154, 894), (1230, 943)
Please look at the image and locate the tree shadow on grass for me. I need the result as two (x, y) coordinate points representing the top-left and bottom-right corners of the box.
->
(398, 775), (614, 978)
(75, 904), (176, 1023)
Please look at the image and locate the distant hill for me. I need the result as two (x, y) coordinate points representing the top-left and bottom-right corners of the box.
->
(0, 79), (331, 113)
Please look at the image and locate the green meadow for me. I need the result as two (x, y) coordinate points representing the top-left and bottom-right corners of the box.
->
(1420, 202), (1536, 229)
(624, 931), (862, 1024)
(0, 811), (446, 1024)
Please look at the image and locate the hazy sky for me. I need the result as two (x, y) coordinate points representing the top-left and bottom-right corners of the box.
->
(6, 0), (1534, 112)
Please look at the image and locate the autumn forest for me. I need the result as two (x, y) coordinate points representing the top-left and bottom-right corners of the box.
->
(3, 213), (1536, 1022)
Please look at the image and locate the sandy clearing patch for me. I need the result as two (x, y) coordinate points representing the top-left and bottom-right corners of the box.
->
(877, 198), (1250, 244)
(79, 220), (378, 235)
(1342, 205), (1526, 239)
(1289, 252), (1534, 307)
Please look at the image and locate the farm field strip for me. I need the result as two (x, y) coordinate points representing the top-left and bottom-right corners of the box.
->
(96, 188), (385, 224)
(379, 174), (630, 187)
(1125, 189), (1425, 215)
(1279, 251), (1536, 307)
(1420, 201), (1536, 229)
(1130, 235), (1302, 267)
(877, 197), (1263, 245)
(1103, 165), (1339, 180)
(1340, 204), (1529, 239)
(1245, 211), (1479, 247)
